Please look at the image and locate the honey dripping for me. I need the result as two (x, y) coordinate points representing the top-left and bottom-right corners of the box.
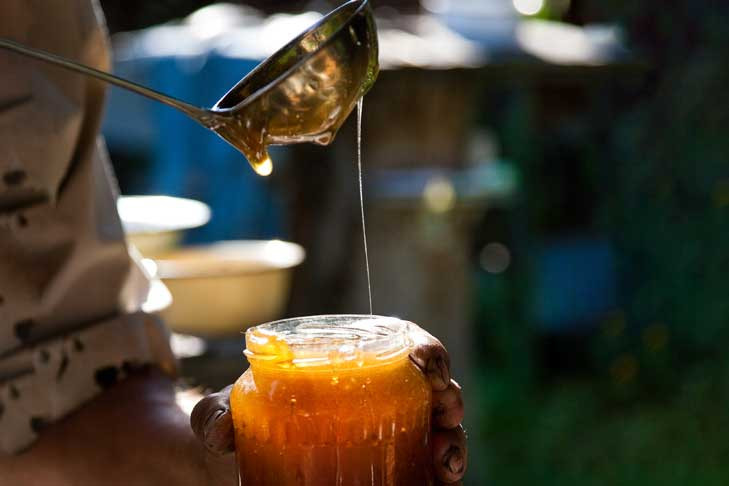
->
(207, 107), (343, 177)
(250, 156), (273, 177)
(217, 95), (374, 314)
(356, 98), (373, 315)
(206, 64), (354, 178)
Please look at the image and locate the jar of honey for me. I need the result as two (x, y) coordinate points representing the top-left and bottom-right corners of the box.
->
(230, 315), (433, 486)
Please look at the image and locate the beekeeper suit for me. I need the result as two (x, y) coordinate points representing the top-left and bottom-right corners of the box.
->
(0, 0), (175, 454)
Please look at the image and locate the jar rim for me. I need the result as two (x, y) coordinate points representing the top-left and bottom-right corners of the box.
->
(244, 314), (413, 369)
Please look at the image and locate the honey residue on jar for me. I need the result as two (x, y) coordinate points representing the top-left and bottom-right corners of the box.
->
(230, 316), (433, 486)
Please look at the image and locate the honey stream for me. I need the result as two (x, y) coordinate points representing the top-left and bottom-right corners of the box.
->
(237, 96), (374, 313)
(356, 98), (373, 315)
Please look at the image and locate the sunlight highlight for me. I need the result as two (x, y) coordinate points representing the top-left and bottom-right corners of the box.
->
(513, 0), (544, 16)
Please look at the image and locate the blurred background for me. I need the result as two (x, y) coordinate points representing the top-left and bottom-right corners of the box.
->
(99, 0), (729, 484)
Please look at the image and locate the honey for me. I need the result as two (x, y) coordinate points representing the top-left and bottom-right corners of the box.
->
(230, 315), (433, 486)
(202, 0), (379, 177)
(206, 48), (361, 178)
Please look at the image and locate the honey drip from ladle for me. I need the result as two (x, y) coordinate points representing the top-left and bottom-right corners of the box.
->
(0, 0), (379, 177)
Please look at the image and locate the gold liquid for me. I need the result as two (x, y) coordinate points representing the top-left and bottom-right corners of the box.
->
(212, 90), (376, 308)
(231, 320), (433, 486)
(207, 96), (344, 177)
(206, 44), (361, 176)
(356, 98), (373, 314)
(253, 156), (273, 177)
(203, 0), (379, 177)
(221, 96), (375, 313)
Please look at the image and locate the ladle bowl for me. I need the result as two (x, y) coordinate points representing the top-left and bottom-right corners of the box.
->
(0, 0), (379, 174)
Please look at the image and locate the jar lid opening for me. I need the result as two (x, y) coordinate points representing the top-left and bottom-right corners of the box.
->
(245, 315), (412, 369)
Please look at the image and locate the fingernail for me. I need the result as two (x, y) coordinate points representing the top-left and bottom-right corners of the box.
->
(443, 446), (464, 475)
(204, 409), (225, 438)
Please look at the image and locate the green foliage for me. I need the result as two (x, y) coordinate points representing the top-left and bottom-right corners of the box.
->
(466, 363), (729, 486)
(604, 2), (729, 361)
(469, 2), (729, 484)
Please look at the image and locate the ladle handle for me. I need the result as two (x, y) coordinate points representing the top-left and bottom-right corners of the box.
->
(0, 38), (208, 120)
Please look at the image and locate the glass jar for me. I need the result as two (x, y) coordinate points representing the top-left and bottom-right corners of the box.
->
(231, 315), (433, 486)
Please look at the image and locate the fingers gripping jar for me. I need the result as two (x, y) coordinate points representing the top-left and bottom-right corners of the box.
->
(230, 315), (433, 486)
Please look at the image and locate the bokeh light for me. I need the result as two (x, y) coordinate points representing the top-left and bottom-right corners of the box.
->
(423, 176), (456, 213)
(513, 0), (544, 16)
(480, 242), (512, 274)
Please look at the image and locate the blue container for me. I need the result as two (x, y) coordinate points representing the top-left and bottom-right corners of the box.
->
(531, 236), (618, 333)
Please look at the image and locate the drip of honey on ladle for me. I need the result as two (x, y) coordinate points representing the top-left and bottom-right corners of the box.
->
(206, 57), (362, 179)
(201, 0), (379, 177)
(0, 0), (378, 180)
(253, 156), (274, 177)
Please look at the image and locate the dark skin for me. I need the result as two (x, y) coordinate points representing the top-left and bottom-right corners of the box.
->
(191, 325), (468, 485)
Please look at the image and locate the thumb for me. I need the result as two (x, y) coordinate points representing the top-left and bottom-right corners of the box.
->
(190, 385), (235, 455)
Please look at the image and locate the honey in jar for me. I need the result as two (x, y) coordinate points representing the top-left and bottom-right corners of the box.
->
(230, 315), (433, 486)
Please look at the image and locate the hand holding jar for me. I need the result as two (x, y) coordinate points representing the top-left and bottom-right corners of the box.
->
(191, 317), (467, 485)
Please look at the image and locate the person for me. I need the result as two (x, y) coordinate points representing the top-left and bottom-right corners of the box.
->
(0, 1), (467, 485)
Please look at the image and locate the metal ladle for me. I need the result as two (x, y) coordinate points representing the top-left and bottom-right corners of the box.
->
(0, 0), (379, 175)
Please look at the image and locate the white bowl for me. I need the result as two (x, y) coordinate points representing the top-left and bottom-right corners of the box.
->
(118, 196), (211, 256)
(152, 240), (305, 337)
